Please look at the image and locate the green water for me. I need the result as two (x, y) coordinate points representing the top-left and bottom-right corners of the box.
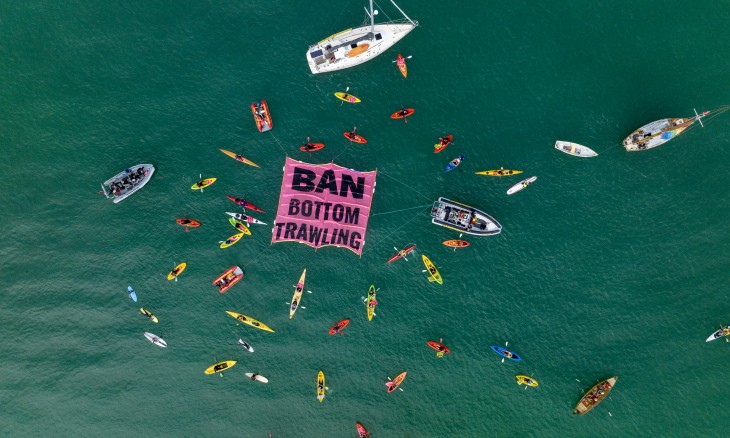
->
(2, 1), (730, 436)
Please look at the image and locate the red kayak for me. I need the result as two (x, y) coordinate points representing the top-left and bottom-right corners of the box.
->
(427, 340), (451, 355)
(329, 318), (350, 335)
(343, 132), (367, 144)
(213, 266), (244, 294)
(443, 239), (469, 248)
(391, 108), (415, 119)
(176, 218), (201, 228)
(225, 195), (264, 213)
(434, 134), (453, 153)
(356, 422), (370, 438)
(300, 142), (325, 152)
(387, 244), (416, 264)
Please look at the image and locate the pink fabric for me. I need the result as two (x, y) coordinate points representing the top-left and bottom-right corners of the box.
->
(272, 157), (376, 255)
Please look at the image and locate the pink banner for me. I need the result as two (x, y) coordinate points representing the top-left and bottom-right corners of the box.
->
(272, 157), (376, 255)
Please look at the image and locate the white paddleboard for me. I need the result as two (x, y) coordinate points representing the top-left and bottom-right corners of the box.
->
(238, 338), (254, 352)
(245, 373), (269, 383)
(507, 176), (537, 195)
(144, 332), (167, 348)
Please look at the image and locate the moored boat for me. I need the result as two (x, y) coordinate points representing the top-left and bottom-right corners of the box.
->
(430, 197), (501, 236)
(574, 376), (618, 415)
(101, 164), (155, 203)
(554, 141), (598, 157)
(623, 109), (708, 151)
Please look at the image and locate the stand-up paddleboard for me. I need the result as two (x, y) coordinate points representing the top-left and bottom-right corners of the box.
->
(220, 232), (244, 249)
(219, 148), (260, 168)
(228, 218), (251, 235)
(507, 176), (537, 195)
(427, 340), (450, 356)
(246, 373), (269, 383)
(226, 311), (275, 333)
(386, 371), (407, 393)
(356, 422), (370, 438)
(334, 92), (361, 103)
(191, 178), (216, 190)
(238, 338), (254, 352)
(490, 345), (521, 362)
(317, 371), (326, 402)
(205, 360), (236, 375)
(422, 255), (443, 284)
(226, 212), (267, 225)
(343, 131), (367, 144)
(366, 285), (377, 321)
(443, 240), (470, 249)
(396, 54), (408, 78)
(475, 168), (523, 177)
(127, 286), (138, 302)
(516, 375), (539, 387)
(706, 325), (730, 342)
(140, 307), (159, 323)
(444, 154), (464, 172)
(225, 195), (264, 213)
(167, 262), (186, 280)
(290, 268), (306, 319)
(434, 135), (452, 153)
(144, 332), (167, 348)
(176, 218), (201, 228)
(329, 318), (350, 335)
(391, 108), (415, 119)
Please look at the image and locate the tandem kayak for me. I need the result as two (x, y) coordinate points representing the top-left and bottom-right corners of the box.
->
(443, 239), (469, 248)
(226, 212), (267, 225)
(422, 255), (443, 285)
(226, 311), (275, 333)
(140, 307), (159, 323)
(205, 360), (236, 375)
(334, 92), (361, 103)
(391, 108), (415, 119)
(144, 332), (167, 348)
(329, 318), (350, 335)
(490, 345), (521, 362)
(366, 285), (377, 321)
(167, 262), (186, 280)
(434, 135), (452, 153)
(506, 176), (537, 195)
(344, 131), (367, 144)
(218, 148), (260, 168)
(386, 371), (407, 393)
(213, 266), (244, 294)
(225, 195), (264, 213)
(290, 268), (307, 320)
(475, 168), (523, 177)
(387, 243), (416, 263)
(191, 178), (216, 190)
(228, 218), (251, 235)
(317, 371), (326, 402)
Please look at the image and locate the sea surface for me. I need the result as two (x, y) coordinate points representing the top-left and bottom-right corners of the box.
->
(2, 1), (730, 436)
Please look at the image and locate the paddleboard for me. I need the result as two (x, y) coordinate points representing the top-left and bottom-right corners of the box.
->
(706, 325), (730, 342)
(387, 244), (416, 263)
(238, 338), (254, 352)
(356, 422), (370, 438)
(246, 373), (269, 383)
(366, 285), (377, 321)
(140, 307), (158, 323)
(516, 375), (539, 387)
(176, 218), (201, 228)
(226, 310), (275, 333)
(228, 218), (251, 235)
(167, 262), (187, 280)
(220, 232), (244, 249)
(396, 54), (408, 78)
(334, 92), (361, 103)
(329, 318), (350, 335)
(205, 360), (236, 375)
(127, 286), (138, 302)
(443, 240), (470, 248)
(226, 212), (267, 225)
(475, 168), (523, 177)
(300, 142), (325, 152)
(386, 371), (407, 393)
(507, 176), (537, 195)
(343, 131), (367, 144)
(427, 340), (450, 355)
(490, 345), (521, 362)
(225, 195), (264, 213)
(434, 134), (452, 153)
(422, 255), (443, 285)
(444, 154), (464, 172)
(317, 371), (326, 402)
(191, 178), (216, 190)
(390, 108), (415, 119)
(289, 268), (306, 319)
(144, 332), (167, 348)
(218, 148), (260, 168)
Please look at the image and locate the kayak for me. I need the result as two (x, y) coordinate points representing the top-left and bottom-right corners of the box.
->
(289, 268), (306, 319)
(434, 135), (452, 153)
(343, 131), (367, 144)
(396, 54), (408, 78)
(167, 262), (187, 280)
(191, 178), (216, 190)
(213, 266), (244, 294)
(140, 307), (158, 323)
(387, 244), (416, 263)
(555, 141), (598, 158)
(329, 318), (350, 335)
(176, 218), (201, 228)
(516, 375), (539, 387)
(218, 148), (260, 168)
(238, 338), (254, 353)
(226, 310), (275, 333)
(574, 376), (618, 415)
(507, 176), (537, 195)
(427, 340), (450, 355)
(422, 255), (443, 285)
(228, 218), (251, 235)
(220, 232), (244, 249)
(443, 240), (470, 248)
(475, 168), (523, 177)
(334, 92), (361, 103)
(300, 142), (325, 152)
(127, 286), (138, 302)
(225, 195), (264, 213)
(386, 371), (407, 393)
(490, 345), (521, 362)
(444, 154), (464, 172)
(245, 373), (269, 383)
(706, 325), (730, 342)
(226, 212), (267, 225)
(317, 371), (326, 402)
(366, 285), (377, 321)
(356, 422), (370, 438)
(205, 360), (236, 375)
(144, 332), (167, 348)
(251, 100), (273, 132)
(391, 108), (415, 119)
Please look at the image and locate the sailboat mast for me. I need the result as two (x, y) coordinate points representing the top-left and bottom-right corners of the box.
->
(370, 0), (375, 34)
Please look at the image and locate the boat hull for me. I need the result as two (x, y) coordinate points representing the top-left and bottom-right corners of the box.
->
(574, 377), (617, 415)
(554, 141), (598, 157)
(103, 164), (155, 203)
(622, 114), (704, 151)
(430, 197), (501, 236)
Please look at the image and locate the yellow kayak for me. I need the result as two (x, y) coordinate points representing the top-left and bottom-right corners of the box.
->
(366, 285), (377, 321)
(475, 167), (523, 177)
(228, 218), (251, 235)
(334, 92), (361, 103)
(167, 262), (187, 280)
(516, 375), (539, 387)
(219, 148), (260, 168)
(139, 307), (158, 323)
(204, 360), (236, 375)
(422, 255), (443, 285)
(317, 371), (327, 402)
(226, 311), (275, 333)
(289, 268), (306, 319)
(191, 178), (217, 190)
(220, 233), (244, 249)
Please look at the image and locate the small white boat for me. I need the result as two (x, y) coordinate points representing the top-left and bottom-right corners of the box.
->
(144, 332), (167, 348)
(507, 176), (537, 195)
(102, 164), (155, 203)
(238, 338), (254, 352)
(246, 373), (269, 383)
(554, 141), (598, 158)
(706, 325), (730, 342)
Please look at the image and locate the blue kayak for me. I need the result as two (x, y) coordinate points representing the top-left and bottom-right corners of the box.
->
(490, 345), (521, 362)
(128, 286), (138, 303)
(444, 154), (464, 172)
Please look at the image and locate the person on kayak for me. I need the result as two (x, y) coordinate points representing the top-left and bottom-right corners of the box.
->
(398, 109), (409, 117)
(428, 266), (437, 275)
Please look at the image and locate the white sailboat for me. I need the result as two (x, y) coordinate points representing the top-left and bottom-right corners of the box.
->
(306, 0), (418, 75)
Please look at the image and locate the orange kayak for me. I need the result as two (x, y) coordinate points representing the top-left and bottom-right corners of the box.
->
(434, 135), (453, 153)
(344, 132), (367, 144)
(391, 108), (415, 119)
(386, 371), (407, 393)
(176, 218), (200, 228)
(396, 54), (407, 78)
(443, 239), (470, 248)
(329, 318), (350, 335)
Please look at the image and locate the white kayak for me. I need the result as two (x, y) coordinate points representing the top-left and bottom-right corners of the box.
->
(226, 212), (267, 225)
(144, 332), (167, 348)
(705, 325), (730, 342)
(238, 338), (254, 352)
(507, 176), (537, 195)
(554, 141), (598, 157)
(245, 373), (269, 383)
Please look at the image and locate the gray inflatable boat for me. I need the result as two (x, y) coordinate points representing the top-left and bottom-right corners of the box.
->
(101, 164), (155, 203)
